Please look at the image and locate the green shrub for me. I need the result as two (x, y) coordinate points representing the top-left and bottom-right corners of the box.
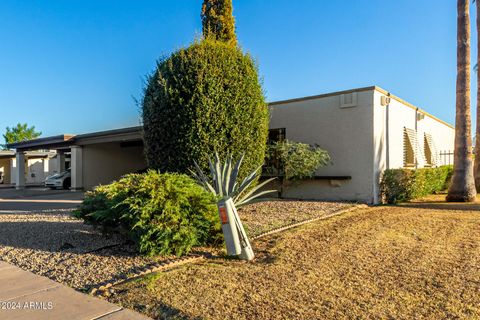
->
(73, 171), (221, 256)
(380, 165), (453, 204)
(265, 140), (330, 181)
(73, 173), (142, 233)
(142, 39), (269, 184)
(201, 0), (237, 46)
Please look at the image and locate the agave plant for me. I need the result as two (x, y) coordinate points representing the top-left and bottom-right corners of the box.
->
(191, 153), (277, 260)
(191, 153), (277, 208)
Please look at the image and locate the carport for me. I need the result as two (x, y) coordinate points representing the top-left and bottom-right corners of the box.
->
(6, 135), (73, 189)
(0, 150), (15, 185)
(0, 149), (59, 187)
(6, 126), (147, 191)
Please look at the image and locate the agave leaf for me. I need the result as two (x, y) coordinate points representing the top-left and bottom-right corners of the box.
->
(190, 163), (213, 192)
(208, 156), (216, 183)
(191, 162), (208, 184)
(214, 153), (223, 197)
(209, 155), (221, 197)
(190, 169), (217, 195)
(191, 153), (278, 208)
(221, 155), (228, 195)
(204, 181), (217, 196)
(236, 189), (278, 208)
(192, 159), (219, 196)
(229, 154), (244, 195)
(223, 154), (233, 197)
(235, 177), (276, 206)
(233, 165), (263, 200)
(189, 170), (201, 185)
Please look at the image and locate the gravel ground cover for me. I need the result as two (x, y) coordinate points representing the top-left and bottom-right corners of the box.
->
(0, 209), (173, 290)
(108, 196), (480, 319)
(238, 199), (354, 237)
(0, 200), (352, 292)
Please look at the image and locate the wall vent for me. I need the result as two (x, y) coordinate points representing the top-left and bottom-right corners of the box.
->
(339, 92), (357, 108)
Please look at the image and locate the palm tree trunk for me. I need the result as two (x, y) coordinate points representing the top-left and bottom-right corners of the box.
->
(475, 0), (480, 191)
(447, 0), (477, 202)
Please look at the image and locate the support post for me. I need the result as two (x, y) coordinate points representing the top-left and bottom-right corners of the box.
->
(57, 151), (66, 173)
(70, 146), (83, 191)
(15, 151), (26, 190)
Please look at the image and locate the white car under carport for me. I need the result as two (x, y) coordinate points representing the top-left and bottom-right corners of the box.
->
(45, 169), (71, 189)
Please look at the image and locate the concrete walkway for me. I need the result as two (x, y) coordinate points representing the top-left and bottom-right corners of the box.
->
(0, 261), (150, 320)
(0, 188), (83, 211)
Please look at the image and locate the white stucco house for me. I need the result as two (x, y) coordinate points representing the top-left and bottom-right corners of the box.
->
(269, 86), (454, 203)
(5, 86), (454, 204)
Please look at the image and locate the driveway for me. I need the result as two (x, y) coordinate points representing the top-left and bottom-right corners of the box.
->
(0, 188), (83, 211)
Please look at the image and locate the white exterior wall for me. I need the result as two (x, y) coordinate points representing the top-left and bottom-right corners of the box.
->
(269, 89), (376, 203)
(373, 90), (455, 202)
(373, 90), (455, 170)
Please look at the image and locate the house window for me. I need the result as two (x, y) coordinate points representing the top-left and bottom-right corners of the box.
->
(268, 128), (285, 144)
(404, 127), (417, 168)
(265, 128), (286, 177)
(424, 133), (437, 167)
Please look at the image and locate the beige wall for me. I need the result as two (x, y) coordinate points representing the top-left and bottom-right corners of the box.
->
(82, 142), (147, 190)
(269, 89), (376, 203)
(0, 159), (11, 184)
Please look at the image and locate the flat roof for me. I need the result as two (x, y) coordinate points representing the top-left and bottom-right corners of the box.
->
(6, 126), (142, 151)
(6, 134), (75, 151)
(0, 150), (55, 159)
(75, 126), (142, 145)
(268, 85), (454, 129)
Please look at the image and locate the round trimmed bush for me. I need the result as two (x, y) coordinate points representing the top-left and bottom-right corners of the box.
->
(73, 171), (221, 256)
(142, 39), (269, 182)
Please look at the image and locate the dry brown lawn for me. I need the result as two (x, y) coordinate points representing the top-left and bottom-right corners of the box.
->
(108, 196), (480, 319)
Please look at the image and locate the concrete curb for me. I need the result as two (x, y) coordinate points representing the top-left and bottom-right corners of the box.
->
(251, 203), (369, 240)
(90, 255), (205, 296)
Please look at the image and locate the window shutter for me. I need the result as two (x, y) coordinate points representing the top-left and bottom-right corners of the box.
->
(424, 133), (437, 166)
(403, 127), (417, 168)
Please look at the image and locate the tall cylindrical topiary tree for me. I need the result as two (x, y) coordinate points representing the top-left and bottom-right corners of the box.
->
(201, 0), (237, 46)
(142, 39), (269, 182)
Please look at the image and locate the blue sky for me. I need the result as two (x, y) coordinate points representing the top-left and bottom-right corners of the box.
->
(0, 0), (475, 137)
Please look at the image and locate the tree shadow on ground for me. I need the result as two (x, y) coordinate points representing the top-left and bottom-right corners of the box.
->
(0, 220), (126, 254)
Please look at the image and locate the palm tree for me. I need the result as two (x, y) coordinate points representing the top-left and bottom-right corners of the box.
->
(475, 0), (480, 191)
(447, 0), (477, 202)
